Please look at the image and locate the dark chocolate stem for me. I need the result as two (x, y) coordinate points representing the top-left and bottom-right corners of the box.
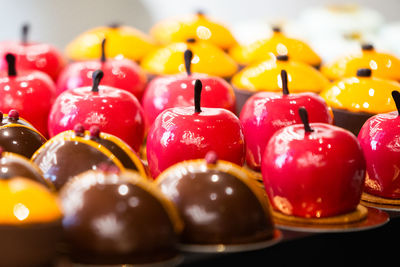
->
(186, 38), (196, 43)
(184, 49), (193, 76)
(101, 38), (106, 63)
(5, 54), (17, 77)
(92, 70), (104, 93)
(272, 26), (281, 33)
(298, 107), (314, 133)
(197, 10), (205, 16)
(194, 79), (202, 113)
(391, 91), (400, 116)
(108, 23), (120, 29)
(21, 23), (29, 45)
(281, 69), (289, 95)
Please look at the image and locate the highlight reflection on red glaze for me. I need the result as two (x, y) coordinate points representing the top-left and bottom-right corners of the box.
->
(0, 41), (65, 81)
(147, 107), (245, 178)
(48, 85), (145, 152)
(142, 73), (236, 125)
(56, 59), (147, 100)
(240, 92), (333, 170)
(358, 111), (400, 198)
(262, 123), (365, 218)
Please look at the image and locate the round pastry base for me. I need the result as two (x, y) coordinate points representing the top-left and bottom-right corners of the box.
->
(361, 192), (400, 211)
(178, 229), (282, 253)
(273, 205), (389, 233)
(71, 255), (183, 267)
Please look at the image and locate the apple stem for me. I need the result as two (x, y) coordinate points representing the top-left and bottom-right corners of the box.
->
(101, 38), (106, 63)
(361, 43), (374, 51)
(272, 26), (281, 33)
(186, 38), (196, 43)
(92, 70), (104, 93)
(21, 23), (29, 45)
(5, 54), (17, 77)
(197, 10), (205, 16)
(281, 69), (289, 95)
(276, 55), (289, 61)
(391, 91), (400, 116)
(298, 107), (314, 133)
(184, 49), (193, 76)
(357, 68), (372, 77)
(194, 79), (202, 113)
(108, 23), (120, 29)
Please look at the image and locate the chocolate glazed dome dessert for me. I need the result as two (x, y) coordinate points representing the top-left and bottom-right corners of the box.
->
(0, 175), (62, 266)
(156, 151), (276, 247)
(0, 110), (46, 158)
(60, 168), (182, 265)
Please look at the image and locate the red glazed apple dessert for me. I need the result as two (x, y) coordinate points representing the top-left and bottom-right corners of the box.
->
(262, 107), (366, 219)
(0, 110), (46, 158)
(48, 69), (145, 152)
(146, 79), (245, 178)
(240, 70), (333, 170)
(57, 38), (147, 100)
(156, 151), (276, 247)
(0, 24), (65, 81)
(0, 54), (56, 136)
(60, 167), (182, 265)
(142, 49), (236, 124)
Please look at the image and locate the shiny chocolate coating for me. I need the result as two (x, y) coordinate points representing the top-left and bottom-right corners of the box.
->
(33, 140), (120, 191)
(60, 172), (178, 264)
(0, 153), (46, 185)
(158, 166), (274, 244)
(0, 126), (46, 158)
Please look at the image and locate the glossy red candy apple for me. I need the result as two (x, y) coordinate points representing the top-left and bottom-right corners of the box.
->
(48, 70), (145, 152)
(146, 79), (245, 178)
(0, 24), (65, 81)
(142, 49), (236, 125)
(56, 38), (147, 100)
(261, 107), (366, 218)
(240, 70), (333, 170)
(0, 54), (56, 136)
(358, 91), (400, 198)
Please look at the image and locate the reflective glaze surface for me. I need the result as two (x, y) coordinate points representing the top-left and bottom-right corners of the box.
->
(0, 71), (56, 136)
(0, 41), (66, 80)
(358, 112), (400, 198)
(231, 57), (329, 92)
(48, 85), (145, 152)
(320, 76), (400, 114)
(141, 41), (238, 78)
(66, 26), (156, 62)
(150, 13), (237, 50)
(240, 91), (333, 170)
(0, 126), (46, 158)
(142, 73), (236, 124)
(261, 123), (366, 218)
(157, 160), (275, 244)
(56, 58), (147, 100)
(229, 31), (321, 66)
(60, 170), (180, 264)
(146, 106), (245, 178)
(322, 48), (400, 81)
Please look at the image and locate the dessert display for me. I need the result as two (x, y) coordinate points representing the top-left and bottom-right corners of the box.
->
(232, 55), (330, 112)
(0, 175), (62, 266)
(31, 125), (126, 190)
(150, 11), (237, 50)
(156, 151), (278, 250)
(262, 107), (367, 224)
(65, 24), (156, 62)
(229, 27), (321, 67)
(0, 110), (46, 158)
(142, 49), (236, 124)
(140, 38), (238, 79)
(146, 79), (245, 178)
(57, 38), (147, 100)
(0, 53), (56, 136)
(48, 69), (145, 152)
(321, 43), (400, 81)
(358, 91), (400, 203)
(320, 68), (400, 135)
(240, 70), (333, 170)
(0, 24), (65, 81)
(60, 167), (182, 265)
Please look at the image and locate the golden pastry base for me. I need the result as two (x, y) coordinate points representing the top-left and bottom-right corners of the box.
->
(243, 165), (264, 189)
(361, 192), (400, 211)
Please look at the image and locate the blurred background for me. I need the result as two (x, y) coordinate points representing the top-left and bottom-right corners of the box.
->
(0, 0), (399, 61)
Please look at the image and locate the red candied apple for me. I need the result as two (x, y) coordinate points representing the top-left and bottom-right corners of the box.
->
(48, 70), (145, 152)
(146, 79), (245, 178)
(142, 49), (236, 124)
(262, 107), (365, 218)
